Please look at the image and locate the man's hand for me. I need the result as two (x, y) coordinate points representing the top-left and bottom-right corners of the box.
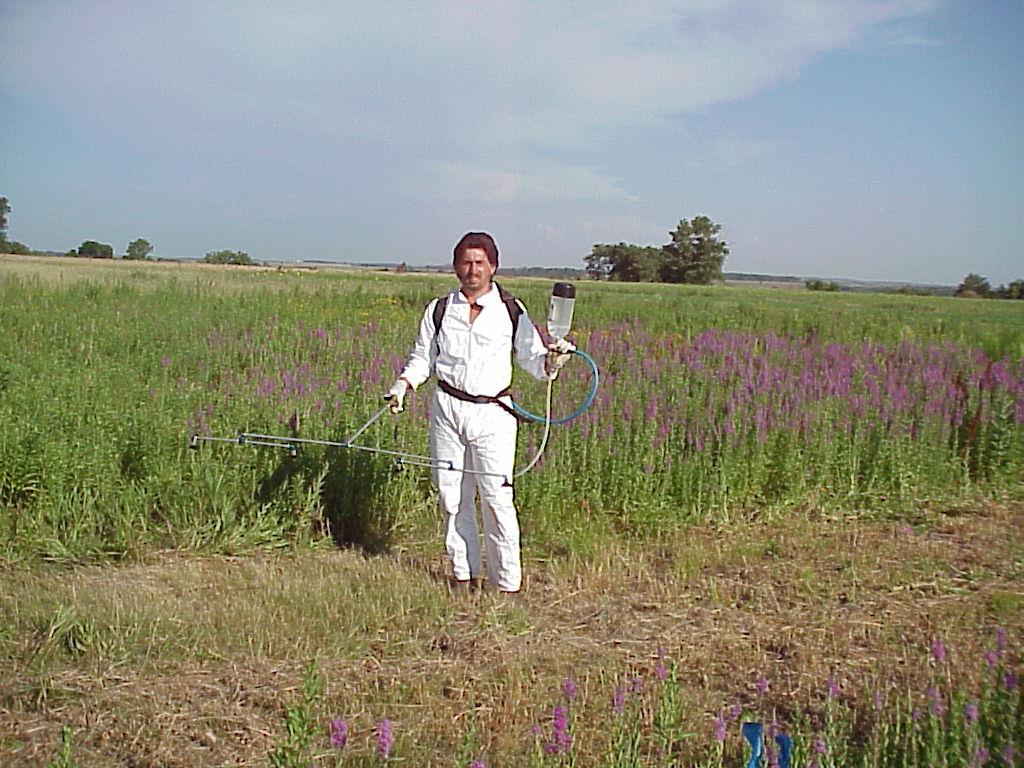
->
(545, 338), (575, 379)
(384, 379), (409, 413)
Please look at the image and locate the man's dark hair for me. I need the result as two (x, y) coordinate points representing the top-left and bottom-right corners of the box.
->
(453, 231), (499, 268)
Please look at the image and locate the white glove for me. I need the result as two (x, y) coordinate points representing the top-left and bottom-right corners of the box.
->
(546, 338), (575, 379)
(384, 379), (409, 413)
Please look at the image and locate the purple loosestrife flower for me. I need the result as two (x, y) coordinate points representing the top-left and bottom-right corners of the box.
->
(655, 661), (668, 680)
(1003, 745), (1016, 766)
(713, 716), (727, 742)
(1005, 672), (1019, 692)
(376, 719), (393, 760)
(562, 677), (577, 702)
(330, 719), (348, 748)
(161, 355), (171, 368)
(813, 736), (827, 755)
(986, 650), (999, 670)
(548, 706), (573, 754)
(756, 675), (770, 695)
(965, 702), (979, 725)
(612, 686), (627, 715)
(826, 677), (840, 699)
(470, 761), (486, 768)
(996, 627), (1008, 654)
(974, 747), (989, 768)
(927, 687), (946, 718)
(932, 637), (947, 664)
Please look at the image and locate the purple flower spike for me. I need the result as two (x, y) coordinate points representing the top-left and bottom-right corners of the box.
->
(562, 677), (577, 701)
(826, 677), (840, 699)
(612, 686), (627, 715)
(713, 715), (727, 742)
(756, 675), (770, 695)
(160, 355), (171, 368)
(927, 686), (946, 718)
(1005, 672), (1019, 692)
(330, 719), (348, 748)
(964, 702), (979, 724)
(996, 627), (1007, 652)
(931, 637), (947, 664)
(986, 650), (998, 670)
(376, 719), (393, 760)
(469, 761), (486, 768)
(974, 746), (989, 768)
(813, 735), (827, 754)
(655, 662), (668, 681)
(548, 706), (573, 754)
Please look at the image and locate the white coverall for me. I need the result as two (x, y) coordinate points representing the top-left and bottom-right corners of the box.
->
(398, 285), (550, 591)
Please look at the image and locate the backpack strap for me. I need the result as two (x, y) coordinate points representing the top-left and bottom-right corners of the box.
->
(432, 283), (523, 352)
(494, 282), (523, 338)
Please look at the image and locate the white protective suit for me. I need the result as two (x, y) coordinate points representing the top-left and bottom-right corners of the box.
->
(398, 284), (550, 591)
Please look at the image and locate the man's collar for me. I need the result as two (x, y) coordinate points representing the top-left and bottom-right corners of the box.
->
(456, 283), (498, 305)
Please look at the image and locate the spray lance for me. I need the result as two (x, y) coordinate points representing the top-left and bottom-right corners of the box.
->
(190, 282), (600, 485)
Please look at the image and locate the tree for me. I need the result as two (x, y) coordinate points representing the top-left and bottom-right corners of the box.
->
(124, 238), (154, 260)
(991, 280), (1024, 300)
(955, 273), (990, 298)
(0, 196), (9, 242)
(77, 240), (114, 259)
(202, 249), (254, 265)
(585, 243), (662, 282)
(658, 216), (728, 284)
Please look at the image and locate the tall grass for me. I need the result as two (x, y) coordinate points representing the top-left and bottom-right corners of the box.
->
(1, 265), (1022, 561)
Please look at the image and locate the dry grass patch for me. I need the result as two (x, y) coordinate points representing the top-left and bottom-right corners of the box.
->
(2, 502), (1021, 765)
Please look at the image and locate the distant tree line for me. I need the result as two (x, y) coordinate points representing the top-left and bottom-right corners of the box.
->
(2, 194), (260, 265)
(805, 279), (839, 292)
(955, 273), (1024, 300)
(584, 215), (728, 284)
(0, 197), (34, 255)
(201, 250), (254, 265)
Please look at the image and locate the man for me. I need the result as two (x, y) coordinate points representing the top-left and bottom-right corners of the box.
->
(385, 232), (572, 594)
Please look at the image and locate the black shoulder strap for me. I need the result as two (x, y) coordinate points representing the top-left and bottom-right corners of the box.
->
(432, 294), (450, 335)
(432, 285), (522, 337)
(494, 282), (523, 336)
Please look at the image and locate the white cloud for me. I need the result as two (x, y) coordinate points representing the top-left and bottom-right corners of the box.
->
(404, 160), (635, 204)
(0, 1), (938, 210)
(2, 2), (938, 126)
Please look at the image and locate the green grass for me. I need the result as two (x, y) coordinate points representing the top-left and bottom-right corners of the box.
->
(2, 256), (1022, 563)
(1, 254), (1023, 765)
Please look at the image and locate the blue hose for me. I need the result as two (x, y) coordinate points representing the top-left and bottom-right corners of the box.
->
(511, 349), (600, 425)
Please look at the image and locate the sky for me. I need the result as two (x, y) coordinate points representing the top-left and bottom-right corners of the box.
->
(1, 1), (1021, 285)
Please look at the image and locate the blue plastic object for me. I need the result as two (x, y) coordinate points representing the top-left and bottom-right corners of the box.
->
(510, 348), (600, 425)
(775, 733), (792, 768)
(742, 722), (763, 768)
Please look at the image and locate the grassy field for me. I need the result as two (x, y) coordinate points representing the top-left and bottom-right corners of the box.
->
(1, 254), (1022, 766)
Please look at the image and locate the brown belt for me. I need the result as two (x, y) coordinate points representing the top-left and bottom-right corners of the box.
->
(436, 379), (521, 421)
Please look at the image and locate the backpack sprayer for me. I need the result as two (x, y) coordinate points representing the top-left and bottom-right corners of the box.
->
(189, 282), (600, 485)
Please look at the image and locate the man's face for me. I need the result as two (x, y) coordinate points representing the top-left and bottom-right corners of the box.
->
(454, 247), (496, 295)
